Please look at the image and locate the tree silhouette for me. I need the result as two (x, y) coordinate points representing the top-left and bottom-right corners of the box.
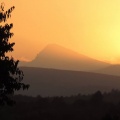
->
(0, 3), (29, 105)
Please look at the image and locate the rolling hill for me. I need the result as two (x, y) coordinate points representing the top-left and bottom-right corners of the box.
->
(16, 67), (120, 97)
(94, 64), (120, 76)
(19, 44), (110, 71)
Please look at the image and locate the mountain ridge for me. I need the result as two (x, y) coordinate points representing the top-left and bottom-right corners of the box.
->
(19, 44), (110, 71)
(16, 66), (120, 97)
(94, 64), (120, 76)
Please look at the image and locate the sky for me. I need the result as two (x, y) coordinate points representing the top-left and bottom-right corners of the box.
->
(2, 0), (120, 63)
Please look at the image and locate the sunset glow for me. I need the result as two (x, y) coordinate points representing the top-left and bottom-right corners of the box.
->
(3, 0), (120, 64)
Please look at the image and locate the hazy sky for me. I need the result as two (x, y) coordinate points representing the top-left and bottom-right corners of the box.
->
(3, 0), (120, 63)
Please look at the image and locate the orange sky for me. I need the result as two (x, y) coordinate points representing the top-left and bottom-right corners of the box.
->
(2, 0), (120, 64)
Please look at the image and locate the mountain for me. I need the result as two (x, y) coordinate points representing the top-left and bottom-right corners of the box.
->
(94, 64), (120, 76)
(19, 44), (110, 71)
(16, 67), (120, 97)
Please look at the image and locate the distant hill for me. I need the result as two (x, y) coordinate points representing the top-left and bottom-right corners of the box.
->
(16, 67), (120, 97)
(94, 64), (120, 76)
(19, 44), (110, 71)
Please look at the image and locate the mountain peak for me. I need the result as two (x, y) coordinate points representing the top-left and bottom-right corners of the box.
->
(20, 44), (110, 71)
(35, 44), (92, 61)
(40, 44), (76, 54)
(23, 44), (109, 71)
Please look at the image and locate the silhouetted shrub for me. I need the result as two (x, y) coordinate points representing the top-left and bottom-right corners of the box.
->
(0, 3), (29, 105)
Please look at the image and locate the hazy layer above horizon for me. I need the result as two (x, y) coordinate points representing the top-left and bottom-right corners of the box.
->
(4, 0), (120, 64)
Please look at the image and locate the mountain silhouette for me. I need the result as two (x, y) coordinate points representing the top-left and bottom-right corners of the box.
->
(16, 67), (120, 97)
(20, 44), (110, 71)
(94, 64), (120, 76)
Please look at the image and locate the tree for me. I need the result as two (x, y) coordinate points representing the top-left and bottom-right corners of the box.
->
(0, 3), (29, 105)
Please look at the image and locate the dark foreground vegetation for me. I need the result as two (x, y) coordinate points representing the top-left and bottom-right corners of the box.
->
(1, 90), (120, 120)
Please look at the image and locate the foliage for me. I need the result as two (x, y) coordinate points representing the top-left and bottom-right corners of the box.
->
(1, 90), (120, 120)
(0, 3), (29, 105)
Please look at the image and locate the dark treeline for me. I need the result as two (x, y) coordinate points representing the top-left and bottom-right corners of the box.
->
(1, 90), (120, 120)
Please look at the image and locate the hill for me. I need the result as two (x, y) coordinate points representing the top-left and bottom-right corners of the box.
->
(16, 67), (120, 97)
(94, 64), (120, 76)
(19, 44), (110, 71)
